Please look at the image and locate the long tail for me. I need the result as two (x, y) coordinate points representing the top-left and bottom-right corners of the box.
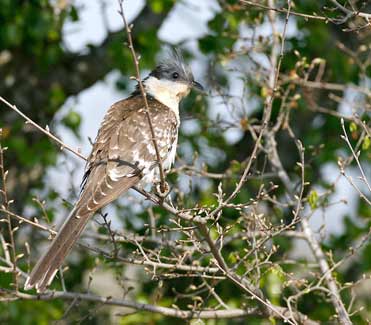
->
(24, 207), (92, 292)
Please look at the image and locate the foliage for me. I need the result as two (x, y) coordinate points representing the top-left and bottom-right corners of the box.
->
(1, 0), (371, 324)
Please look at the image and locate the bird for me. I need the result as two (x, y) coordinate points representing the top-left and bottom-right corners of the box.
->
(24, 50), (204, 292)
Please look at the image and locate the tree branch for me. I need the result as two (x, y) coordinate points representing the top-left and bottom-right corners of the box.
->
(14, 290), (259, 320)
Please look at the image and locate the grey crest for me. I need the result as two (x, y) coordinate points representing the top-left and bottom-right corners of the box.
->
(149, 49), (194, 84)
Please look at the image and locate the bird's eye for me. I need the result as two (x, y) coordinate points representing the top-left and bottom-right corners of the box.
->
(172, 72), (179, 79)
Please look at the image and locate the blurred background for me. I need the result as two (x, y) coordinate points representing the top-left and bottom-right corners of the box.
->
(0, 0), (370, 324)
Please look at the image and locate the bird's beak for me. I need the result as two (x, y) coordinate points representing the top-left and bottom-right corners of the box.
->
(192, 80), (205, 94)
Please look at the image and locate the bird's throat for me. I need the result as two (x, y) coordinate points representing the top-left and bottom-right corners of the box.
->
(144, 76), (190, 122)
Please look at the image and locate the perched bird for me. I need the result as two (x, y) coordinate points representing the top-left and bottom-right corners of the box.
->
(24, 50), (204, 292)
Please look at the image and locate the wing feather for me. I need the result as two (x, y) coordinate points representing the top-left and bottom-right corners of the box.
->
(79, 96), (178, 214)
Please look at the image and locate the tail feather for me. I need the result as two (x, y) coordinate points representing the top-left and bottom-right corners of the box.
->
(24, 172), (141, 292)
(24, 207), (92, 292)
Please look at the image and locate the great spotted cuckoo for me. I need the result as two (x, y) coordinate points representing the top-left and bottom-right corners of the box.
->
(24, 50), (204, 292)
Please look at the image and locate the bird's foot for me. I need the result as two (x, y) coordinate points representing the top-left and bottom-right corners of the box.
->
(155, 181), (170, 200)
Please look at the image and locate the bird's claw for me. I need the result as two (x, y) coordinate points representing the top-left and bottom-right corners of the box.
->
(155, 181), (170, 199)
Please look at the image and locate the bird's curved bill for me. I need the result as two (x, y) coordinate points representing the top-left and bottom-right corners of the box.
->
(192, 80), (205, 94)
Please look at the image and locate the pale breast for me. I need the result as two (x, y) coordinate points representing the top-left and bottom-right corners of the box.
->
(133, 98), (179, 186)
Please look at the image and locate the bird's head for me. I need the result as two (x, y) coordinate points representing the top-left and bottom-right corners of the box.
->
(143, 49), (204, 108)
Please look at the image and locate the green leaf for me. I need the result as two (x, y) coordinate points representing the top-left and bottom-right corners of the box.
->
(69, 6), (79, 21)
(49, 83), (66, 109)
(228, 252), (238, 263)
(260, 265), (285, 305)
(349, 122), (357, 133)
(308, 190), (318, 209)
(362, 136), (370, 151)
(62, 111), (81, 137)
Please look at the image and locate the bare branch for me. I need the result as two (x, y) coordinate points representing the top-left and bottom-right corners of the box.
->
(15, 290), (259, 320)
(117, 0), (167, 194)
(0, 141), (18, 290)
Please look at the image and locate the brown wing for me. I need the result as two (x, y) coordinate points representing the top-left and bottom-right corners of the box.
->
(77, 95), (179, 215)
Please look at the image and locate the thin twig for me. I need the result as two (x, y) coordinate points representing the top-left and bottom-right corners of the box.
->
(329, 0), (371, 20)
(0, 208), (57, 236)
(301, 218), (351, 324)
(240, 0), (326, 21)
(340, 118), (371, 195)
(117, 0), (167, 193)
(0, 96), (86, 161)
(0, 141), (18, 290)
